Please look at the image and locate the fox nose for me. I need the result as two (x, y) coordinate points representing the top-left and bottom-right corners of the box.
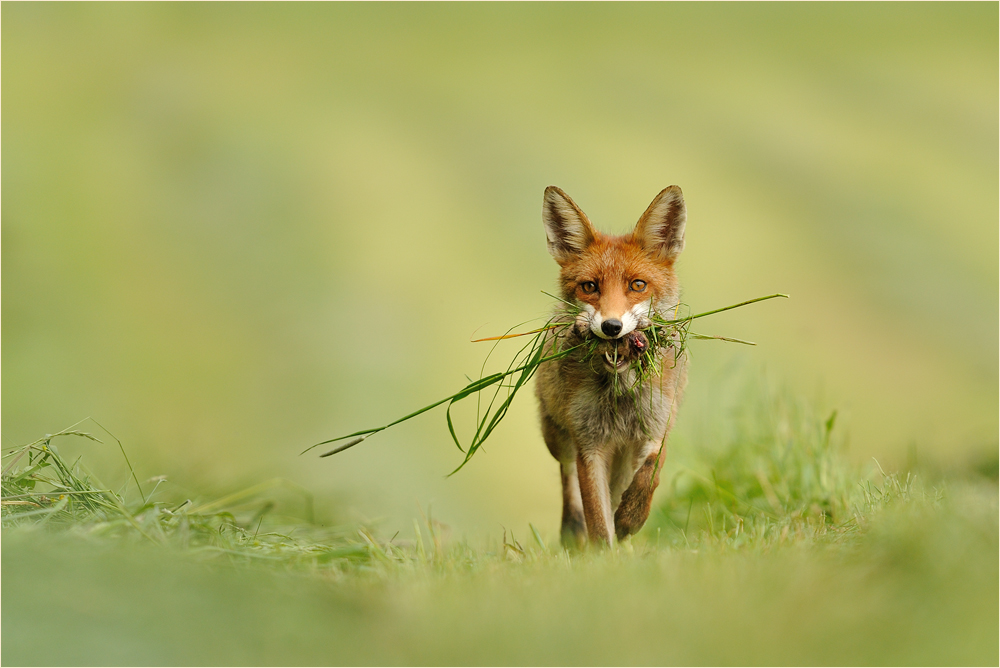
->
(601, 319), (623, 337)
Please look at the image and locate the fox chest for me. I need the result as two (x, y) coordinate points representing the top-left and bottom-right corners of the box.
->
(567, 380), (667, 449)
(541, 359), (678, 449)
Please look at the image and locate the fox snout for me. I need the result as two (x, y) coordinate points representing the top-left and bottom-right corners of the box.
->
(577, 299), (651, 340)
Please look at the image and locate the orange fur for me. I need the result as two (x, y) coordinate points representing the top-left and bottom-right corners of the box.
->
(536, 186), (688, 547)
(561, 235), (676, 321)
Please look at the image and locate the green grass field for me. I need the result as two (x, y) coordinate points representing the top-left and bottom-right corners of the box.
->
(3, 4), (997, 665)
(4, 385), (996, 665)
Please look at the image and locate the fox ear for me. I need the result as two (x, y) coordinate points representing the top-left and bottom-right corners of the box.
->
(542, 186), (597, 264)
(634, 186), (686, 262)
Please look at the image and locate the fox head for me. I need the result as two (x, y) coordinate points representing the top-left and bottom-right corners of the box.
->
(542, 185), (686, 341)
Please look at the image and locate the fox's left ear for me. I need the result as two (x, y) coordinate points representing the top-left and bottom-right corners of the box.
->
(633, 186), (686, 263)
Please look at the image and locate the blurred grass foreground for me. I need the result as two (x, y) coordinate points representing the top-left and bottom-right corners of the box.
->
(2, 3), (998, 666)
(3, 382), (997, 665)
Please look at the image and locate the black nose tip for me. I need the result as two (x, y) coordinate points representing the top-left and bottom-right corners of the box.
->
(601, 319), (623, 337)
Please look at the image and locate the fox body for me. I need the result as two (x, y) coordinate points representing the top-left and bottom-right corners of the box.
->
(535, 186), (688, 547)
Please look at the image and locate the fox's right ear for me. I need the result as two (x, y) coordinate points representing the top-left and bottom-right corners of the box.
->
(542, 186), (597, 264)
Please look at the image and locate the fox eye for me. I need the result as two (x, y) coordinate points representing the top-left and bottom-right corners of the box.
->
(630, 279), (647, 292)
(580, 281), (598, 294)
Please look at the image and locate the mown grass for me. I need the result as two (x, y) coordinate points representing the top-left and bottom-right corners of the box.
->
(3, 387), (997, 666)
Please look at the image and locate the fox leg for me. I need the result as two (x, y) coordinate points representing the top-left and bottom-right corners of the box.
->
(541, 413), (587, 548)
(559, 460), (586, 549)
(614, 447), (664, 540)
(576, 450), (615, 546)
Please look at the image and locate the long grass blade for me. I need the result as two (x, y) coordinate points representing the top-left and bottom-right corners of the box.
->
(471, 324), (560, 342)
(310, 292), (787, 470)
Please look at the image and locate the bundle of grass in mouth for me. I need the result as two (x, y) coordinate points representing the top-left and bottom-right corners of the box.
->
(303, 293), (786, 473)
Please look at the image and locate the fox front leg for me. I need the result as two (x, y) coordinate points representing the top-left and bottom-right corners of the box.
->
(575, 450), (615, 546)
(613, 447), (664, 540)
(558, 460), (587, 549)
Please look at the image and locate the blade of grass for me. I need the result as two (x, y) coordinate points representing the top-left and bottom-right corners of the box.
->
(688, 333), (757, 345)
(311, 292), (786, 471)
(471, 323), (561, 342)
(657, 293), (788, 324)
(90, 418), (145, 504)
(529, 523), (547, 553)
(309, 340), (583, 459)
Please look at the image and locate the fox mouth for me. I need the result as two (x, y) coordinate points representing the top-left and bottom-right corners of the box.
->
(597, 330), (649, 374)
(602, 351), (631, 372)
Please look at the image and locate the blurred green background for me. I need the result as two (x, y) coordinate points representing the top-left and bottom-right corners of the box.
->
(4, 3), (997, 537)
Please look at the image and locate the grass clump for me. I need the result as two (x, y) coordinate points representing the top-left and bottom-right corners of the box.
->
(650, 379), (933, 551)
(1, 421), (375, 568)
(306, 292), (787, 473)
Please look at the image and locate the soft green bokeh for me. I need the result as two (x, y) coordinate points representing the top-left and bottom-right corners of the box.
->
(4, 482), (997, 666)
(4, 3), (997, 537)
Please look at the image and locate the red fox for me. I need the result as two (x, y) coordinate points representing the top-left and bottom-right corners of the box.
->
(536, 186), (688, 547)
